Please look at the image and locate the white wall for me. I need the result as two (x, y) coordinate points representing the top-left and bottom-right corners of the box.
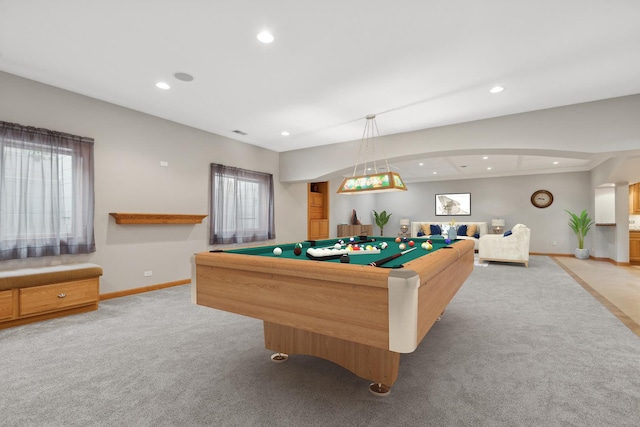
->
(325, 172), (590, 254)
(280, 94), (640, 183)
(0, 71), (306, 293)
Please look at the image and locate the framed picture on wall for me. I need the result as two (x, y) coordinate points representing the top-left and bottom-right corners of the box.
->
(435, 193), (471, 216)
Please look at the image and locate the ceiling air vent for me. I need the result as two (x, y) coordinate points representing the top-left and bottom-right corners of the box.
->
(232, 130), (248, 135)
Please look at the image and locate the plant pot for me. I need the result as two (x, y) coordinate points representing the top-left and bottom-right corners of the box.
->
(574, 248), (590, 259)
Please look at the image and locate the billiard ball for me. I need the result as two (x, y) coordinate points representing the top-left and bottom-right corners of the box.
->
(408, 240), (415, 247)
(445, 239), (451, 244)
(427, 243), (433, 250)
(273, 247), (282, 256)
(399, 243), (406, 250)
(402, 237), (408, 243)
(349, 237), (355, 243)
(293, 247), (302, 256)
(334, 243), (342, 249)
(395, 237), (401, 243)
(340, 254), (350, 263)
(295, 242), (303, 248)
(380, 242), (388, 249)
(421, 242), (428, 250)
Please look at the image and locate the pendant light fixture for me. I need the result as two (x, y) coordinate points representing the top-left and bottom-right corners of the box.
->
(337, 114), (407, 195)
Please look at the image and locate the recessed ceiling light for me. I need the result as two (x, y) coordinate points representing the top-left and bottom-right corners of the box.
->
(489, 86), (504, 94)
(433, 171), (437, 175)
(281, 131), (290, 136)
(156, 82), (170, 90)
(174, 72), (194, 82)
(553, 161), (559, 165)
(257, 31), (274, 43)
(487, 167), (492, 170)
(419, 162), (424, 166)
(483, 156), (488, 160)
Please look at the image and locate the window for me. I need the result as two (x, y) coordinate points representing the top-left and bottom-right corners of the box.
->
(209, 163), (275, 244)
(0, 121), (95, 260)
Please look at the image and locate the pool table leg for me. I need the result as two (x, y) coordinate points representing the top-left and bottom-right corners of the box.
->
(270, 352), (288, 363)
(264, 321), (399, 393)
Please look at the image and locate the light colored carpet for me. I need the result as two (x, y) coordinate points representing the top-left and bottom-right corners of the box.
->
(1, 255), (639, 426)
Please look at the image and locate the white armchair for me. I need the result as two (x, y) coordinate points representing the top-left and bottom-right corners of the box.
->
(478, 224), (531, 267)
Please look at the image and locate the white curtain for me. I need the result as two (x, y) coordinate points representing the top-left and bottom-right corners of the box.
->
(0, 121), (95, 260)
(209, 163), (275, 244)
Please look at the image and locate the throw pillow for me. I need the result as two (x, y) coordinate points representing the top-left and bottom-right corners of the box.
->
(430, 224), (442, 235)
(466, 224), (477, 237)
(457, 225), (468, 236)
(503, 230), (512, 237)
(421, 224), (431, 236)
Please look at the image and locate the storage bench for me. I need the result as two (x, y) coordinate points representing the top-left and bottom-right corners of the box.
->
(0, 263), (103, 329)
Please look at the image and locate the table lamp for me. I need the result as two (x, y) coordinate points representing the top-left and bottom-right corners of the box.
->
(492, 218), (505, 234)
(399, 218), (410, 237)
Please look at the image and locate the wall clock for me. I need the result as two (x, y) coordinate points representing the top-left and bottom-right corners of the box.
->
(531, 190), (554, 208)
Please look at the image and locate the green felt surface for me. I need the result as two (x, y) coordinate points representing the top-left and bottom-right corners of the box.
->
(223, 236), (459, 268)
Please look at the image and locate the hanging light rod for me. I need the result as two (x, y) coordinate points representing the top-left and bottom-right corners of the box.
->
(337, 115), (408, 195)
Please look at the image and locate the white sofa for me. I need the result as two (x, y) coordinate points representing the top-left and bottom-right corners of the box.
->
(478, 223), (531, 267)
(411, 221), (488, 251)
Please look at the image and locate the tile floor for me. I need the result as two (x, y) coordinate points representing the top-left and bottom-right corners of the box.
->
(553, 256), (640, 337)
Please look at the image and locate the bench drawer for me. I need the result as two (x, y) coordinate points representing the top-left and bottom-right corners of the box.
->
(0, 290), (14, 320)
(19, 279), (99, 317)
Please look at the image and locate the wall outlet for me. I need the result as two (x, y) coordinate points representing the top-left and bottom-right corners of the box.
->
(143, 271), (153, 277)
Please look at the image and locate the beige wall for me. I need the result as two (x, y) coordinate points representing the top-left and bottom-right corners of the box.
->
(1, 71), (635, 291)
(0, 71), (306, 293)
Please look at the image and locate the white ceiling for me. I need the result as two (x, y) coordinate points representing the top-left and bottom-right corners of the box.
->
(1, 0), (640, 181)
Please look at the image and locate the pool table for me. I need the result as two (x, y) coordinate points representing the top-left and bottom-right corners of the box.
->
(194, 236), (474, 394)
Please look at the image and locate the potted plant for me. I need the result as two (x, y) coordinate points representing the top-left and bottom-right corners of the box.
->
(373, 210), (392, 236)
(565, 209), (594, 259)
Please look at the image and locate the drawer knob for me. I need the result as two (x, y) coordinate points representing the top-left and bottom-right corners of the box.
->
(57, 293), (66, 298)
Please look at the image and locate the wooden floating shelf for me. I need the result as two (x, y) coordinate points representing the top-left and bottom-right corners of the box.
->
(109, 213), (207, 224)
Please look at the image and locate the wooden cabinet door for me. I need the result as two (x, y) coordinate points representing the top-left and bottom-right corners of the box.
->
(0, 290), (14, 321)
(309, 220), (329, 240)
(318, 220), (329, 238)
(630, 233), (640, 262)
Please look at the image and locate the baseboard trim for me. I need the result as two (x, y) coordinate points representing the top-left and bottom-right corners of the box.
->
(100, 279), (190, 301)
(590, 256), (631, 267)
